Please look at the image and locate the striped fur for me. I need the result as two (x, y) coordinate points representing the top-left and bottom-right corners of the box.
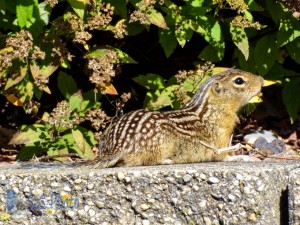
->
(97, 69), (264, 168)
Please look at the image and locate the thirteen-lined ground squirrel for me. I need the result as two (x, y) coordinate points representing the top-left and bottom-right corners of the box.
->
(97, 69), (264, 168)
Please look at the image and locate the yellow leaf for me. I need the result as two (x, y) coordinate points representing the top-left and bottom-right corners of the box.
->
(116, 19), (126, 28)
(212, 67), (231, 75)
(249, 95), (263, 104)
(41, 112), (50, 122)
(100, 83), (118, 95)
(83, 43), (90, 51)
(0, 46), (13, 54)
(263, 79), (279, 87)
(5, 94), (23, 107)
(0, 69), (6, 78)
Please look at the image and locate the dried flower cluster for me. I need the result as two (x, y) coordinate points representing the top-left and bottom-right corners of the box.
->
(112, 20), (128, 39)
(53, 2), (120, 46)
(87, 50), (120, 91)
(116, 92), (132, 112)
(213, 0), (248, 12)
(129, 0), (156, 25)
(87, 2), (114, 30)
(86, 108), (112, 132)
(278, 0), (300, 19)
(49, 37), (69, 64)
(45, 0), (59, 8)
(174, 62), (215, 105)
(73, 31), (92, 45)
(230, 15), (261, 29)
(0, 30), (45, 70)
(34, 76), (49, 91)
(6, 30), (33, 58)
(46, 101), (74, 133)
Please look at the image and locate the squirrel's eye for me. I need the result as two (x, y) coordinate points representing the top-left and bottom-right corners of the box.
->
(234, 77), (244, 85)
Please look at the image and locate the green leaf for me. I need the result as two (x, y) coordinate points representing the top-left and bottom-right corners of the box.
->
(192, 15), (225, 60)
(266, 0), (284, 24)
(5, 66), (28, 90)
(57, 71), (78, 99)
(159, 29), (177, 58)
(68, 0), (86, 20)
(148, 9), (168, 29)
(230, 26), (249, 60)
(254, 35), (277, 76)
(238, 47), (257, 74)
(198, 45), (222, 62)
(113, 47), (137, 64)
(286, 38), (300, 64)
(69, 91), (83, 112)
(25, 81), (34, 100)
(244, 0), (263, 11)
(282, 80), (300, 123)
(9, 124), (49, 145)
(71, 129), (94, 159)
(187, 0), (205, 7)
(182, 77), (201, 93)
(16, 0), (35, 28)
(277, 18), (300, 47)
(79, 126), (97, 146)
(133, 73), (166, 90)
(17, 143), (46, 160)
(127, 22), (145, 36)
(47, 138), (69, 161)
(175, 20), (193, 48)
(60, 130), (95, 159)
(81, 90), (101, 111)
(38, 2), (51, 25)
(263, 62), (299, 80)
(86, 47), (137, 64)
(147, 85), (179, 110)
(179, 0), (209, 15)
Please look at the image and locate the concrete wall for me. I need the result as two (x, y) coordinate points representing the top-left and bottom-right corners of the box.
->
(0, 161), (299, 224)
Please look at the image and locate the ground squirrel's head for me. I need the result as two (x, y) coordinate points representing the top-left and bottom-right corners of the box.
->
(207, 69), (264, 110)
(183, 69), (264, 113)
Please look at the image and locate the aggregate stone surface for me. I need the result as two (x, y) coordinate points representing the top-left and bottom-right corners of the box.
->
(0, 161), (299, 224)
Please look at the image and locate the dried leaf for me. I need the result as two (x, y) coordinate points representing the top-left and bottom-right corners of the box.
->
(9, 125), (47, 145)
(30, 63), (39, 79)
(101, 83), (118, 95)
(42, 85), (52, 94)
(5, 94), (23, 107)
(30, 63), (58, 80)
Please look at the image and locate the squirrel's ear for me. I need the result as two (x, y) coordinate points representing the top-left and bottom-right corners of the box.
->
(213, 81), (224, 94)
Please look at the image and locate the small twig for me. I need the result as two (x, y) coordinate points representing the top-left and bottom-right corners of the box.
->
(214, 143), (243, 155)
(197, 140), (244, 155)
(33, 153), (80, 162)
(0, 148), (18, 153)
